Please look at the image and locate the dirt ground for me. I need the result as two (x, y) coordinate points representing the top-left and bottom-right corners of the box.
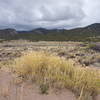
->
(0, 68), (99, 100)
(0, 68), (77, 100)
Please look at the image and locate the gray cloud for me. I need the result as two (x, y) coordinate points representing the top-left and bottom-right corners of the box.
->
(0, 0), (99, 30)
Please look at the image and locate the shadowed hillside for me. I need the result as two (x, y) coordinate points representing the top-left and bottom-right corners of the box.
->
(0, 23), (100, 42)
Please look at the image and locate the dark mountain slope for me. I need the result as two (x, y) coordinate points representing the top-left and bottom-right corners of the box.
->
(0, 23), (100, 41)
(0, 29), (17, 40)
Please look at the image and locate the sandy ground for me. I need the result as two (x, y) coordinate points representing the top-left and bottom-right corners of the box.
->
(0, 68), (77, 100)
(96, 95), (100, 100)
(0, 68), (99, 100)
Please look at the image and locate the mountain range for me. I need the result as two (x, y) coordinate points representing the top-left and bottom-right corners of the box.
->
(0, 23), (100, 42)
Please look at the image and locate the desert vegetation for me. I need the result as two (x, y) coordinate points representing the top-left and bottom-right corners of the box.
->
(0, 40), (100, 100)
(12, 51), (100, 100)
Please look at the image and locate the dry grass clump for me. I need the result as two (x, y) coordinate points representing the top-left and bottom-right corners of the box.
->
(13, 51), (100, 99)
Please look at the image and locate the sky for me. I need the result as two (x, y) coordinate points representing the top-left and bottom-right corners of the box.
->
(0, 0), (100, 30)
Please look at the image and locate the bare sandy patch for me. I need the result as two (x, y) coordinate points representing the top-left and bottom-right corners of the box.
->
(0, 68), (76, 100)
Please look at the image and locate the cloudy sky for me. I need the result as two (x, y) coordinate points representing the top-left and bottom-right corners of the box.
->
(0, 0), (100, 30)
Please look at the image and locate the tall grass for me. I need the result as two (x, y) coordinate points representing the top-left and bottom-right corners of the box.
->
(13, 51), (100, 99)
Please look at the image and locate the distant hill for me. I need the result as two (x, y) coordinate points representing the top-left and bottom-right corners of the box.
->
(0, 23), (100, 42)
(86, 23), (100, 31)
(0, 29), (17, 40)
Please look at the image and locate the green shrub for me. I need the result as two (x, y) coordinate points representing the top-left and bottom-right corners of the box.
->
(87, 43), (96, 49)
(40, 83), (49, 94)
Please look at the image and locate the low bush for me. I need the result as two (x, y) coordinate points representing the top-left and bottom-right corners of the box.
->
(86, 43), (96, 50)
